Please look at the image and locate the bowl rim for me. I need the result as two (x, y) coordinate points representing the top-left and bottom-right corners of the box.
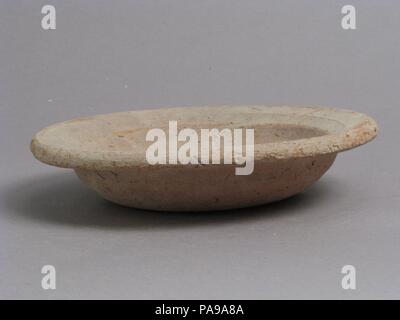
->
(31, 105), (378, 170)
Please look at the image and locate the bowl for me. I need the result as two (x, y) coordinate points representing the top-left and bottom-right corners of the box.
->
(31, 106), (378, 211)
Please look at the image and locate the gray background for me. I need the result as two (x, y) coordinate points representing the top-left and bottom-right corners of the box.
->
(0, 0), (399, 299)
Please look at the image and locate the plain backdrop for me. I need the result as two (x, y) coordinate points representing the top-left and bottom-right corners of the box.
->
(0, 0), (399, 299)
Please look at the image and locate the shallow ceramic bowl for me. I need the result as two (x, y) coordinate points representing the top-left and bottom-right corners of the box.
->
(31, 106), (378, 211)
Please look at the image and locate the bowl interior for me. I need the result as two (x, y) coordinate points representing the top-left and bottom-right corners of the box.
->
(34, 111), (338, 153)
(114, 123), (328, 147)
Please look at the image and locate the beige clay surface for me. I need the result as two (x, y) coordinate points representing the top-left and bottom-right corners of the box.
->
(31, 106), (378, 211)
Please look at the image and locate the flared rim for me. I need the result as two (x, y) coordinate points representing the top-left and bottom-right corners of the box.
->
(31, 106), (378, 170)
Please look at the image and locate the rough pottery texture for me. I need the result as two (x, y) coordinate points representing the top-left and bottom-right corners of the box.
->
(31, 106), (378, 211)
(74, 154), (336, 211)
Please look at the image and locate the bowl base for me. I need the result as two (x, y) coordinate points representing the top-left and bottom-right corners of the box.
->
(74, 153), (337, 212)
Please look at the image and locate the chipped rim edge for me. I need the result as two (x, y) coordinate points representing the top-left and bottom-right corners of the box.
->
(30, 106), (379, 170)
